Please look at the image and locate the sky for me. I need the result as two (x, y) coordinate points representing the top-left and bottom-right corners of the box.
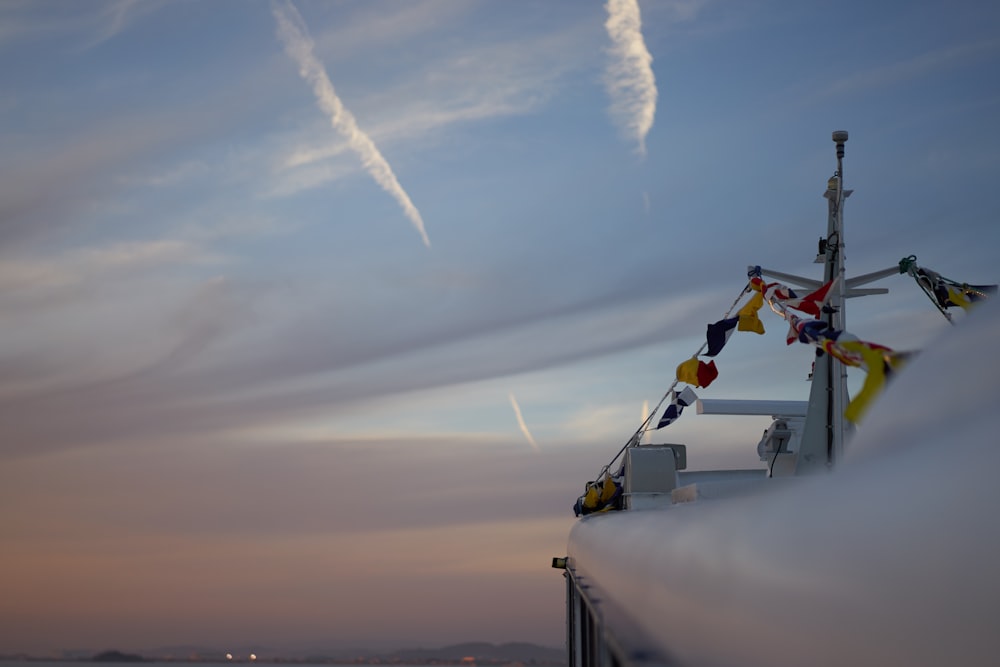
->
(1, 0), (999, 656)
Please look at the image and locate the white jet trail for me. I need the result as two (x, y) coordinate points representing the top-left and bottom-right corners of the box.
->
(272, 0), (431, 247)
(508, 393), (541, 453)
(642, 400), (650, 444)
(604, 0), (658, 155)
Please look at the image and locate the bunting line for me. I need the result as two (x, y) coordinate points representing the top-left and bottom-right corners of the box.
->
(575, 260), (993, 516)
(899, 255), (996, 324)
(750, 267), (900, 422)
(575, 282), (753, 516)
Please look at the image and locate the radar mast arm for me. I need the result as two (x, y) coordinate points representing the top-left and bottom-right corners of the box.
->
(846, 266), (900, 288)
(756, 268), (822, 290)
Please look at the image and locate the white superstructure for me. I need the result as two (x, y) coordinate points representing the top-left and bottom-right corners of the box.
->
(555, 133), (1000, 667)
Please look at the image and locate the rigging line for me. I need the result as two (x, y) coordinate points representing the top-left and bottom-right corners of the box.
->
(926, 271), (992, 301)
(913, 276), (955, 324)
(906, 266), (955, 325)
(595, 281), (753, 481)
(933, 270), (976, 289)
(900, 258), (989, 324)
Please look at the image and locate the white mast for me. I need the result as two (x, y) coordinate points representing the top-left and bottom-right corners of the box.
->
(794, 131), (852, 472)
(758, 131), (899, 472)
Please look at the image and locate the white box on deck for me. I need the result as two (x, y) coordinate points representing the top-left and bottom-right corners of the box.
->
(624, 445), (682, 510)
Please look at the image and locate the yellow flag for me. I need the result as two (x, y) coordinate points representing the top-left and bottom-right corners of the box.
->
(676, 357), (701, 385)
(842, 341), (888, 423)
(600, 475), (618, 504)
(946, 285), (973, 310)
(737, 292), (765, 334)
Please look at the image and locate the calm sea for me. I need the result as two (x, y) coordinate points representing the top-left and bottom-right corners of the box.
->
(0, 663), (432, 667)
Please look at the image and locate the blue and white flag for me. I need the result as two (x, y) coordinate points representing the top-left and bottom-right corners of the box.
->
(705, 317), (738, 356)
(656, 386), (699, 429)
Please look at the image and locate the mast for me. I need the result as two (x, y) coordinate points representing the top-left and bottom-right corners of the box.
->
(769, 132), (905, 471)
(760, 132), (876, 472)
(794, 131), (853, 472)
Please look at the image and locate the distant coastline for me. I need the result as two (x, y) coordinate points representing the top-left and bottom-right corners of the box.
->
(0, 642), (566, 667)
(92, 652), (145, 663)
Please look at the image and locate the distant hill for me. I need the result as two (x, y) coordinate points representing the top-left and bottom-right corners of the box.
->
(387, 642), (566, 664)
(57, 641), (567, 665)
(92, 650), (146, 662)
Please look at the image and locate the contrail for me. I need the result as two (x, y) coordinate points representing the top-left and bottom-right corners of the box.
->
(642, 399), (650, 444)
(272, 0), (431, 248)
(508, 393), (540, 453)
(604, 0), (657, 155)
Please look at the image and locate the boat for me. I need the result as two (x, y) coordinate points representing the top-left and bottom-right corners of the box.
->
(552, 132), (999, 667)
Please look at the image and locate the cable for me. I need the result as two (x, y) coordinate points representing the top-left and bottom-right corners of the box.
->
(589, 282), (753, 485)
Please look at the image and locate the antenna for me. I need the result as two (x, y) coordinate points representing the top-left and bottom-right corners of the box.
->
(832, 130), (848, 160)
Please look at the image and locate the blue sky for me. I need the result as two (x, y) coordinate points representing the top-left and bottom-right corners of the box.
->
(1, 0), (998, 655)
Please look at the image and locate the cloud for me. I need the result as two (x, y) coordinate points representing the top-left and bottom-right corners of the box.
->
(0, 239), (215, 307)
(0, 0), (165, 51)
(272, 0), (431, 247)
(81, 0), (157, 50)
(0, 108), (245, 247)
(262, 6), (594, 203)
(264, 158), (358, 199)
(604, 0), (658, 155)
(0, 268), (255, 409)
(815, 38), (1000, 101)
(302, 0), (472, 63)
(0, 278), (725, 460)
(1, 438), (589, 539)
(281, 141), (352, 170)
(508, 393), (540, 453)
